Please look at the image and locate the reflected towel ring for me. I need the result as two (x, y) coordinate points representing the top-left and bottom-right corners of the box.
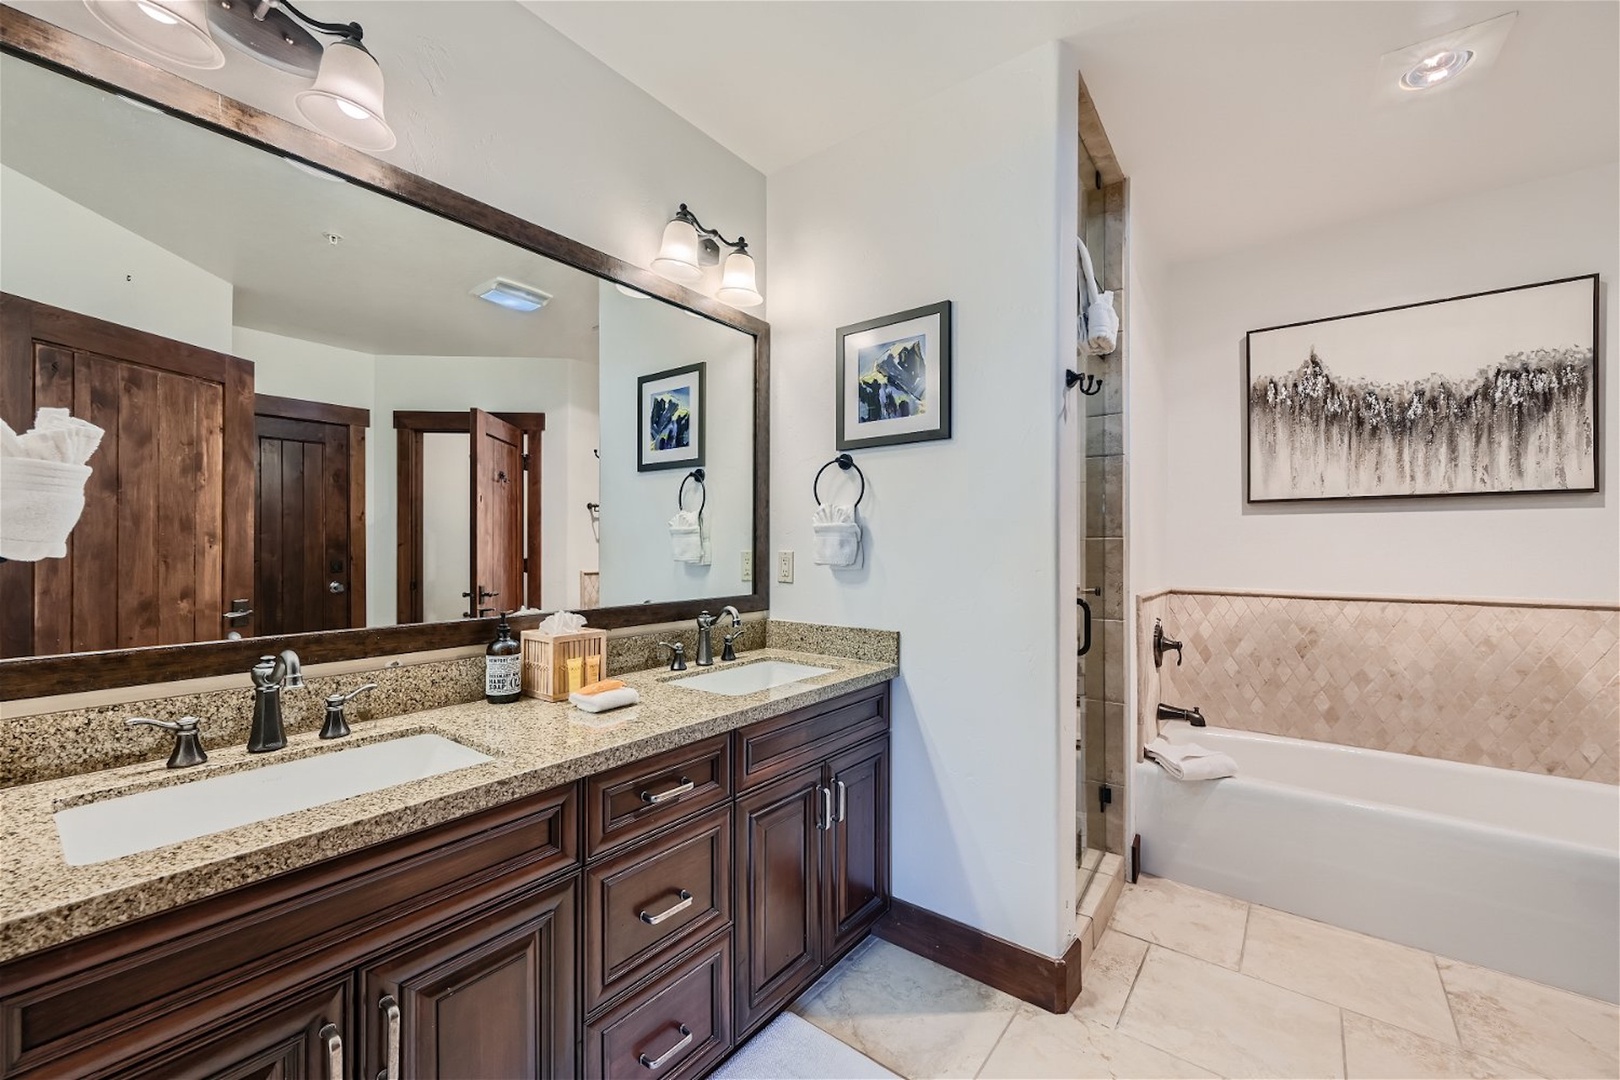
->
(813, 454), (866, 510)
(679, 468), (706, 519)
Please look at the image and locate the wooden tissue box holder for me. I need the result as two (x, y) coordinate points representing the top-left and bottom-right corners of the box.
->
(521, 629), (608, 701)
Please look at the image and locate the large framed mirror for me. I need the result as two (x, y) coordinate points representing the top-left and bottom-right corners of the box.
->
(0, 7), (769, 699)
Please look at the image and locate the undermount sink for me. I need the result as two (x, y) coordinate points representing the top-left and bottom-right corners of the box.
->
(670, 661), (834, 697)
(54, 734), (492, 867)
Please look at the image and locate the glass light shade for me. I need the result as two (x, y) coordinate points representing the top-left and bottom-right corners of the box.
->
(651, 218), (705, 283)
(294, 40), (397, 152)
(84, 0), (224, 69)
(715, 249), (763, 307)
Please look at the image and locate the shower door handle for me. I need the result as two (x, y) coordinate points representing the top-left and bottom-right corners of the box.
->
(1077, 597), (1092, 657)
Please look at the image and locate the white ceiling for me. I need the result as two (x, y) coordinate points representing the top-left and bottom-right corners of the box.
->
(0, 41), (601, 359)
(525, 0), (1620, 265)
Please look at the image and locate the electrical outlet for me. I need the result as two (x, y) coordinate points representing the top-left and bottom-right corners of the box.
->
(776, 550), (794, 584)
(740, 551), (753, 582)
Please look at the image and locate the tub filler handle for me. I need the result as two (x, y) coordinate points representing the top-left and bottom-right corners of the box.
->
(1153, 620), (1183, 668)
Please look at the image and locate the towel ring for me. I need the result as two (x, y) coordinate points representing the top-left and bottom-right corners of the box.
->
(679, 468), (706, 519)
(813, 454), (865, 510)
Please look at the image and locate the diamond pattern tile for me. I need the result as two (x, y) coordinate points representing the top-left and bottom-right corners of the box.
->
(1140, 592), (1619, 784)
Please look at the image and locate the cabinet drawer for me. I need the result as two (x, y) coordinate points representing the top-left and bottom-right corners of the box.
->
(584, 931), (732, 1080)
(586, 735), (731, 859)
(586, 804), (731, 1012)
(734, 684), (888, 792)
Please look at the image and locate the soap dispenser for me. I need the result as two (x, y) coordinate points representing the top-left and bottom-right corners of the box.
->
(485, 612), (522, 704)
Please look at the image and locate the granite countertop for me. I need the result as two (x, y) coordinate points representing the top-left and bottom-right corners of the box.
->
(0, 649), (895, 963)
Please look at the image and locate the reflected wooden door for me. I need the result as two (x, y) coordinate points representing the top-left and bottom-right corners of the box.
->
(469, 408), (525, 616)
(0, 294), (254, 658)
(253, 396), (369, 635)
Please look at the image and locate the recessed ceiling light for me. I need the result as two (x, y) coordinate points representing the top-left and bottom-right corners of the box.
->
(474, 277), (552, 313)
(1400, 48), (1473, 90)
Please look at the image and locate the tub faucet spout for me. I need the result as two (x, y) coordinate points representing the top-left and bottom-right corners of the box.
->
(1156, 703), (1205, 727)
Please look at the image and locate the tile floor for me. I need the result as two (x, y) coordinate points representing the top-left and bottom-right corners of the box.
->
(788, 875), (1620, 1079)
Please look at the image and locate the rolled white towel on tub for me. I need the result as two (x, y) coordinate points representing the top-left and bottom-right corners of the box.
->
(1146, 736), (1236, 781)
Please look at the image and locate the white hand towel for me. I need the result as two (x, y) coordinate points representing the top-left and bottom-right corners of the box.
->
(569, 686), (639, 713)
(811, 503), (861, 567)
(0, 454), (92, 561)
(669, 509), (705, 563)
(1077, 237), (1119, 356)
(1145, 736), (1237, 782)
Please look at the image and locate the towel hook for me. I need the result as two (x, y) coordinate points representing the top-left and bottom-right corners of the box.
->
(813, 454), (866, 510)
(678, 468), (706, 519)
(1066, 369), (1103, 396)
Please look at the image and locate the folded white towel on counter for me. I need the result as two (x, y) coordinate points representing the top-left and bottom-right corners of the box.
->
(570, 686), (640, 713)
(669, 509), (706, 563)
(811, 502), (861, 567)
(1145, 736), (1237, 781)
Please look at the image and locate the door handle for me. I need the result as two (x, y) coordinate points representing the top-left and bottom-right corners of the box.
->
(640, 777), (694, 805)
(379, 994), (401, 1080)
(318, 1023), (342, 1080)
(1077, 596), (1093, 657)
(835, 779), (848, 823)
(638, 1024), (693, 1070)
(328, 581), (346, 594)
(639, 889), (694, 925)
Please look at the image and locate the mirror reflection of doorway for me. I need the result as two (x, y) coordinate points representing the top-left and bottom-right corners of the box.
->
(253, 394), (369, 636)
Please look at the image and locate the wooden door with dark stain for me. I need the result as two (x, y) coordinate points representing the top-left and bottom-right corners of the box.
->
(825, 736), (891, 959)
(253, 398), (367, 636)
(0, 294), (254, 658)
(733, 762), (825, 1037)
(469, 408), (524, 616)
(361, 876), (577, 1080)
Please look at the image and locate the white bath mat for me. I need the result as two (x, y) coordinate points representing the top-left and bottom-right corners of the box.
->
(712, 1011), (898, 1079)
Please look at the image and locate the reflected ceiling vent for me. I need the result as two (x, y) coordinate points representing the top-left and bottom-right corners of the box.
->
(473, 278), (552, 313)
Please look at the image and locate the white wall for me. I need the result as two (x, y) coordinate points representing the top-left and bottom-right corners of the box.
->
(1157, 163), (1619, 603)
(767, 43), (1080, 957)
(0, 165), (233, 352)
(235, 327), (376, 410)
(597, 284), (754, 607)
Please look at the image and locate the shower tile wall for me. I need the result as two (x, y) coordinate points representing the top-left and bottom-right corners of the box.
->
(1081, 179), (1128, 855)
(1138, 590), (1620, 784)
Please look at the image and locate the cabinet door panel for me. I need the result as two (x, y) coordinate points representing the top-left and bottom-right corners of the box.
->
(362, 876), (576, 1080)
(734, 763), (824, 1037)
(826, 736), (890, 959)
(124, 979), (348, 1080)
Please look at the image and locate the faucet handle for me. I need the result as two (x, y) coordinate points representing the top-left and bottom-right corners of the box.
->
(330, 682), (378, 706)
(127, 716), (207, 768)
(320, 683), (376, 740)
(658, 642), (688, 672)
(696, 611), (715, 629)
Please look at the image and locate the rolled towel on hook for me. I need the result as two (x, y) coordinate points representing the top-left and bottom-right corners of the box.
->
(1077, 237), (1118, 356)
(1145, 736), (1237, 782)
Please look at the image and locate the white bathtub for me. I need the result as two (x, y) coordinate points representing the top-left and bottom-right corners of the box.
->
(1135, 721), (1620, 1003)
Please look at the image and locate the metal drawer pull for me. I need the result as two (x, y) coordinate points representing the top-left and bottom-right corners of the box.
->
(640, 777), (695, 805)
(319, 1023), (342, 1080)
(638, 1023), (694, 1070)
(836, 779), (848, 823)
(639, 889), (694, 925)
(817, 785), (832, 831)
(380, 994), (401, 1080)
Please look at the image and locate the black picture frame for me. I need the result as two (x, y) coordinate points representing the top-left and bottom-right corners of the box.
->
(1244, 274), (1600, 504)
(637, 361), (707, 472)
(836, 300), (953, 450)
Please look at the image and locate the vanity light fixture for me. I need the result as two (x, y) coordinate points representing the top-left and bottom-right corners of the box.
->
(473, 277), (552, 313)
(85, 0), (396, 151)
(651, 204), (763, 307)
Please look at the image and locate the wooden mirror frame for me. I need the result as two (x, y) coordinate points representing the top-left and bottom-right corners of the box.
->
(0, 5), (770, 700)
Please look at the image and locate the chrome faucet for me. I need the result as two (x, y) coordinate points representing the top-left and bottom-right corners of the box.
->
(695, 611), (717, 667)
(248, 649), (303, 753)
(719, 606), (744, 662)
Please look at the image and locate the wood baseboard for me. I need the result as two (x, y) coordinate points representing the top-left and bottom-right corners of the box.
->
(874, 898), (1085, 1014)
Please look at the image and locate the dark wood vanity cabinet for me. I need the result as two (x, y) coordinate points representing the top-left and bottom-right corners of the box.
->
(0, 682), (890, 1080)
